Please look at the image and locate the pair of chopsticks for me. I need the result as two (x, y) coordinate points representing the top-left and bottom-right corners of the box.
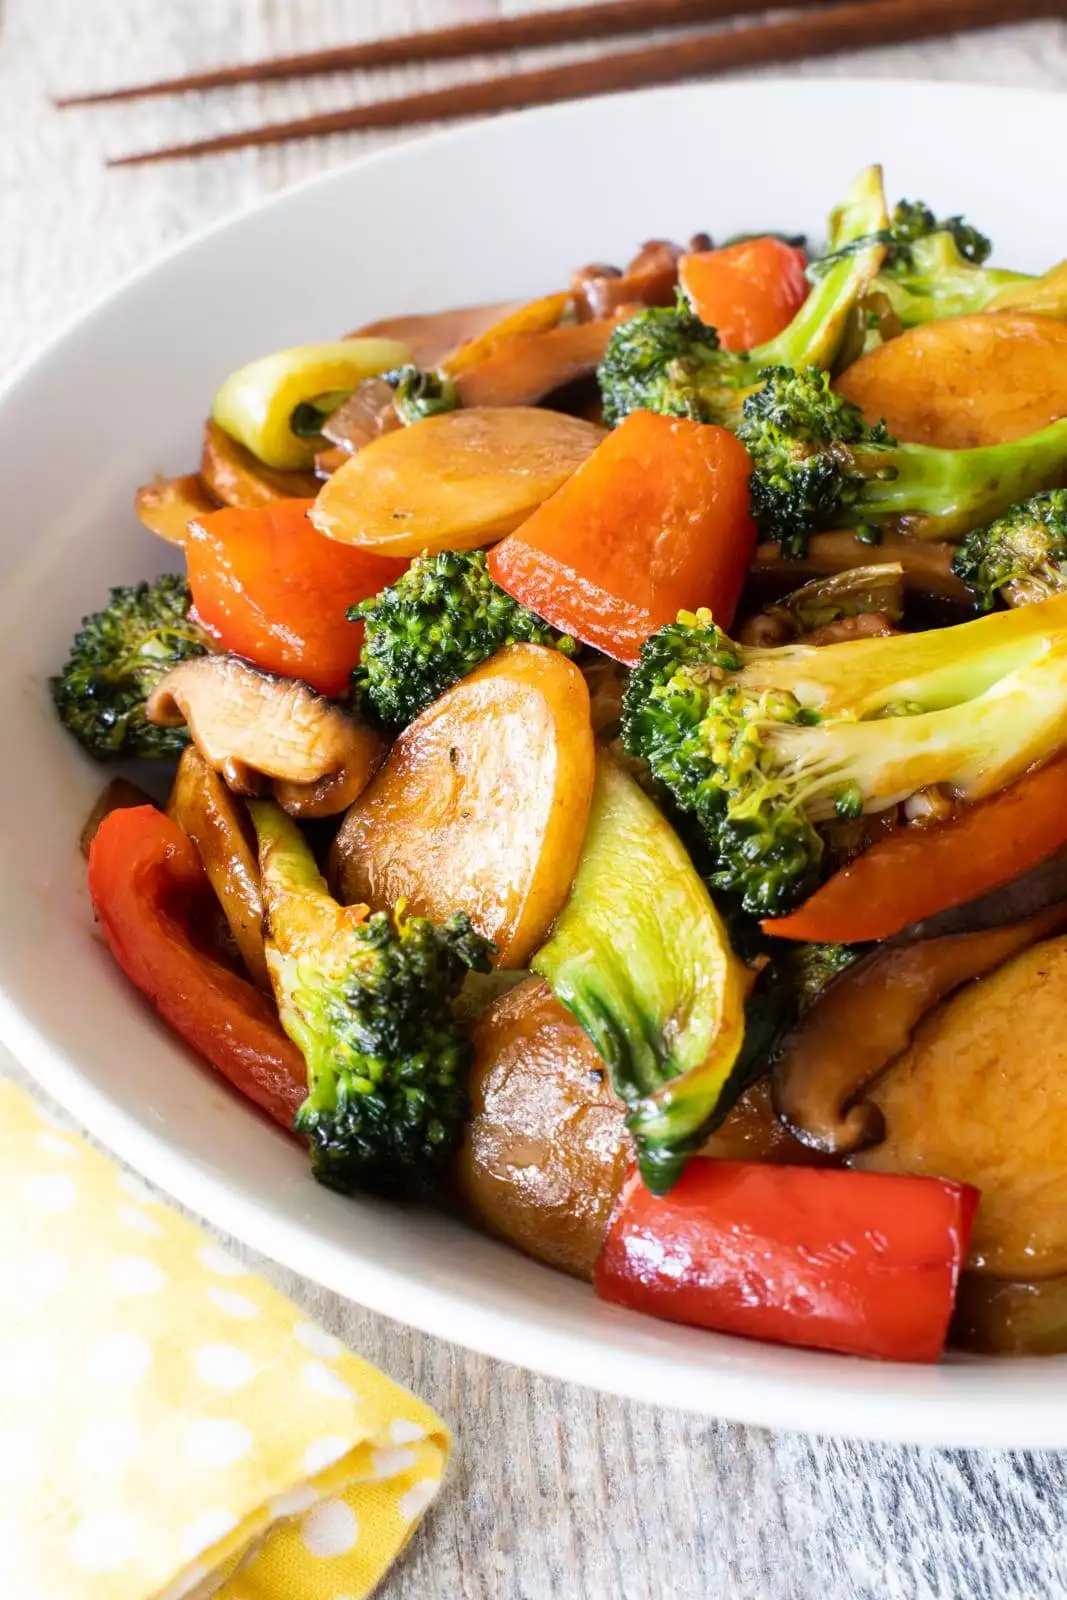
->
(59, 0), (1063, 168)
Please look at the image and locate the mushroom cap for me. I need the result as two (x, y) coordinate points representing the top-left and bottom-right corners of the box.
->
(146, 655), (382, 809)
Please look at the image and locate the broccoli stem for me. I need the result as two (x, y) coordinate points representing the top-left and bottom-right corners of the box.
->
(249, 800), (492, 1197)
(854, 418), (1067, 539)
(877, 263), (1028, 327)
(757, 164), (888, 373)
(774, 643), (1067, 822)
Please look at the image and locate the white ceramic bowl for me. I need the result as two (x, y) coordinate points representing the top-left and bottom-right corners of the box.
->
(1, 78), (1064, 1448)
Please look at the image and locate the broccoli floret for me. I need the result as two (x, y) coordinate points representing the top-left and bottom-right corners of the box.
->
(250, 802), (493, 1196)
(351, 549), (576, 729)
(782, 941), (860, 1010)
(597, 296), (722, 427)
(384, 364), (460, 425)
(812, 198), (1067, 328)
(738, 366), (1067, 557)
(872, 201), (1067, 326)
(51, 574), (207, 761)
(621, 597), (1067, 916)
(953, 491), (1067, 612)
(886, 199), (992, 268)
(599, 165), (889, 429)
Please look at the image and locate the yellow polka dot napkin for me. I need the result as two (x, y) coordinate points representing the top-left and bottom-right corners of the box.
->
(0, 1081), (450, 1599)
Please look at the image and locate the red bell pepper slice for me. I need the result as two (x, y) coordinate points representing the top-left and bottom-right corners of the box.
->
(88, 806), (306, 1130)
(488, 411), (756, 664)
(762, 754), (1067, 945)
(678, 237), (809, 351)
(185, 498), (406, 696)
(594, 1160), (978, 1363)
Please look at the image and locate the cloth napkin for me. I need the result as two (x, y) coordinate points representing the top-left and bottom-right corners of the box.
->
(0, 1080), (449, 1599)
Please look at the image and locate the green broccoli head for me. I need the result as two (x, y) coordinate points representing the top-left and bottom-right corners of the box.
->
(351, 548), (576, 729)
(622, 597), (1067, 916)
(597, 295), (724, 428)
(384, 364), (460, 426)
(249, 802), (493, 1197)
(781, 941), (860, 1011)
(953, 491), (1067, 611)
(51, 574), (207, 761)
(847, 198), (1067, 328)
(599, 166), (890, 429)
(885, 199), (992, 268)
(737, 367), (894, 555)
(620, 612), (823, 915)
(739, 366), (1067, 555)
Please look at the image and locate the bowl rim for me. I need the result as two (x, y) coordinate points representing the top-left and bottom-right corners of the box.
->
(5, 75), (1067, 1449)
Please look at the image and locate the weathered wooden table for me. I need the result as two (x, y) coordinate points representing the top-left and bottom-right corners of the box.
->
(4, 3), (1067, 1594)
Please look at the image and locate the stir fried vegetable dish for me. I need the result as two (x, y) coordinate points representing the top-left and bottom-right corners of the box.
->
(57, 166), (1067, 1365)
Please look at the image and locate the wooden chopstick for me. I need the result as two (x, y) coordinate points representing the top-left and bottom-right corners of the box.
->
(56, 0), (833, 108)
(108, 0), (1062, 169)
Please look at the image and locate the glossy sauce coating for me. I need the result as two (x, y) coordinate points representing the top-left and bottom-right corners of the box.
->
(595, 1160), (977, 1363)
(835, 314), (1067, 447)
(459, 979), (630, 1279)
(773, 912), (1067, 1154)
(311, 407), (605, 556)
(858, 935), (1067, 1277)
(331, 645), (594, 967)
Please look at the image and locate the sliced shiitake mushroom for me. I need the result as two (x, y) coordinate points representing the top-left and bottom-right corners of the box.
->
(771, 906), (1067, 1156)
(460, 981), (822, 1282)
(321, 377), (402, 456)
(736, 564), (905, 648)
(145, 655), (383, 813)
(751, 530), (973, 608)
(168, 746), (269, 990)
(459, 977), (630, 1279)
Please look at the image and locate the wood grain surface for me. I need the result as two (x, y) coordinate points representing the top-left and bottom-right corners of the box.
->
(4, 4), (1067, 1596)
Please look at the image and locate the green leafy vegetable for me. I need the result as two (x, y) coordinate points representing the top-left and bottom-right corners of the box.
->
(351, 548), (576, 729)
(250, 801), (493, 1197)
(621, 598), (1067, 916)
(51, 575), (207, 761)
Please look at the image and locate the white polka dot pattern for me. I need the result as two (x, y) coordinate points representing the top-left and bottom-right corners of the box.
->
(302, 1362), (355, 1401)
(185, 1419), (253, 1470)
(198, 1245), (247, 1278)
(205, 1287), (260, 1320)
(269, 1484), (320, 1518)
(303, 1437), (350, 1476)
(398, 1480), (440, 1524)
(110, 1255), (167, 1295)
(180, 1509), (240, 1561)
(0, 1082), (448, 1599)
(68, 1507), (138, 1573)
(76, 1416), (142, 1474)
(23, 1172), (76, 1212)
(117, 1205), (165, 1237)
(301, 1501), (359, 1558)
(294, 1322), (345, 1359)
(194, 1344), (257, 1392)
(86, 1331), (153, 1389)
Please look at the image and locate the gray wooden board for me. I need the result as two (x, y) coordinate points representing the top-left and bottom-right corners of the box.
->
(4, 3), (1067, 1593)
